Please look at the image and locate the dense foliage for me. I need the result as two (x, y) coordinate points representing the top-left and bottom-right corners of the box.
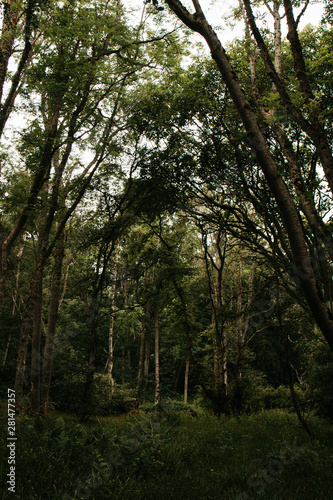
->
(0, 0), (333, 496)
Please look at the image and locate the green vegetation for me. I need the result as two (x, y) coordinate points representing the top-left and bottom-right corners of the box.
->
(1, 0), (333, 498)
(1, 407), (332, 499)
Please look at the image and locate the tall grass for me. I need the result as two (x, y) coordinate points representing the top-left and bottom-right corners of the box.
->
(1, 406), (332, 499)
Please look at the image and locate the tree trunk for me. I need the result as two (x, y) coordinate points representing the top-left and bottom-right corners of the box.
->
(82, 295), (98, 418)
(106, 250), (119, 394)
(173, 359), (184, 396)
(40, 230), (65, 415)
(30, 179), (57, 414)
(14, 297), (34, 413)
(1, 234), (26, 366)
(0, 0), (35, 137)
(137, 303), (150, 402)
(30, 264), (43, 414)
(184, 359), (189, 403)
(142, 301), (151, 404)
(11, 234), (27, 316)
(2, 331), (12, 367)
(202, 229), (228, 411)
(234, 258), (254, 411)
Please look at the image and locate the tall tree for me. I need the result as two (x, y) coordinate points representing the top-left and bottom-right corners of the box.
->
(162, 0), (333, 352)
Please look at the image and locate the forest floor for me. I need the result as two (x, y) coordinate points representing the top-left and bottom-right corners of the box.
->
(0, 405), (333, 499)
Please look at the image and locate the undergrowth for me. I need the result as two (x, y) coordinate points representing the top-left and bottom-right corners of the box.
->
(0, 406), (332, 499)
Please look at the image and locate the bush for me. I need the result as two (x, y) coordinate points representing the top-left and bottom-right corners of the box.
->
(230, 369), (306, 414)
(50, 373), (137, 416)
(303, 340), (333, 420)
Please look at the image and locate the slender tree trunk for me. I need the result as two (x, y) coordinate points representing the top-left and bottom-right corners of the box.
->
(121, 348), (126, 385)
(236, 257), (244, 384)
(2, 332), (12, 367)
(203, 229), (228, 411)
(40, 230), (65, 415)
(107, 249), (119, 394)
(127, 331), (131, 377)
(1, 234), (26, 366)
(173, 359), (184, 396)
(30, 183), (55, 414)
(82, 295), (98, 418)
(184, 359), (189, 403)
(59, 255), (71, 310)
(11, 234), (27, 316)
(234, 258), (244, 411)
(0, 0), (20, 101)
(0, 0), (35, 136)
(107, 327), (115, 395)
(234, 259), (254, 411)
(30, 264), (43, 413)
(142, 301), (151, 404)
(137, 314), (146, 400)
(14, 225), (48, 414)
(14, 297), (34, 413)
(171, 272), (222, 413)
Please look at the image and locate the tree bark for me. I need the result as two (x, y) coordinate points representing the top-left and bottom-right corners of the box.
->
(2, 235), (27, 367)
(143, 301), (151, 404)
(106, 248), (119, 394)
(40, 230), (65, 415)
(0, 0), (20, 101)
(184, 359), (189, 403)
(30, 261), (44, 413)
(14, 296), (34, 413)
(202, 229), (228, 410)
(137, 318), (146, 399)
(82, 295), (99, 417)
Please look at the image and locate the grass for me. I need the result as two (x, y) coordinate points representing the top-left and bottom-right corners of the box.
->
(1, 405), (333, 499)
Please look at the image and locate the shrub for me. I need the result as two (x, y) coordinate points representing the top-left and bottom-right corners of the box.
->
(50, 372), (137, 416)
(303, 340), (333, 420)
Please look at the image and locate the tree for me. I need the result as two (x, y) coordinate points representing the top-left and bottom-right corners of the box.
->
(162, 0), (333, 353)
(0, 0), (188, 414)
